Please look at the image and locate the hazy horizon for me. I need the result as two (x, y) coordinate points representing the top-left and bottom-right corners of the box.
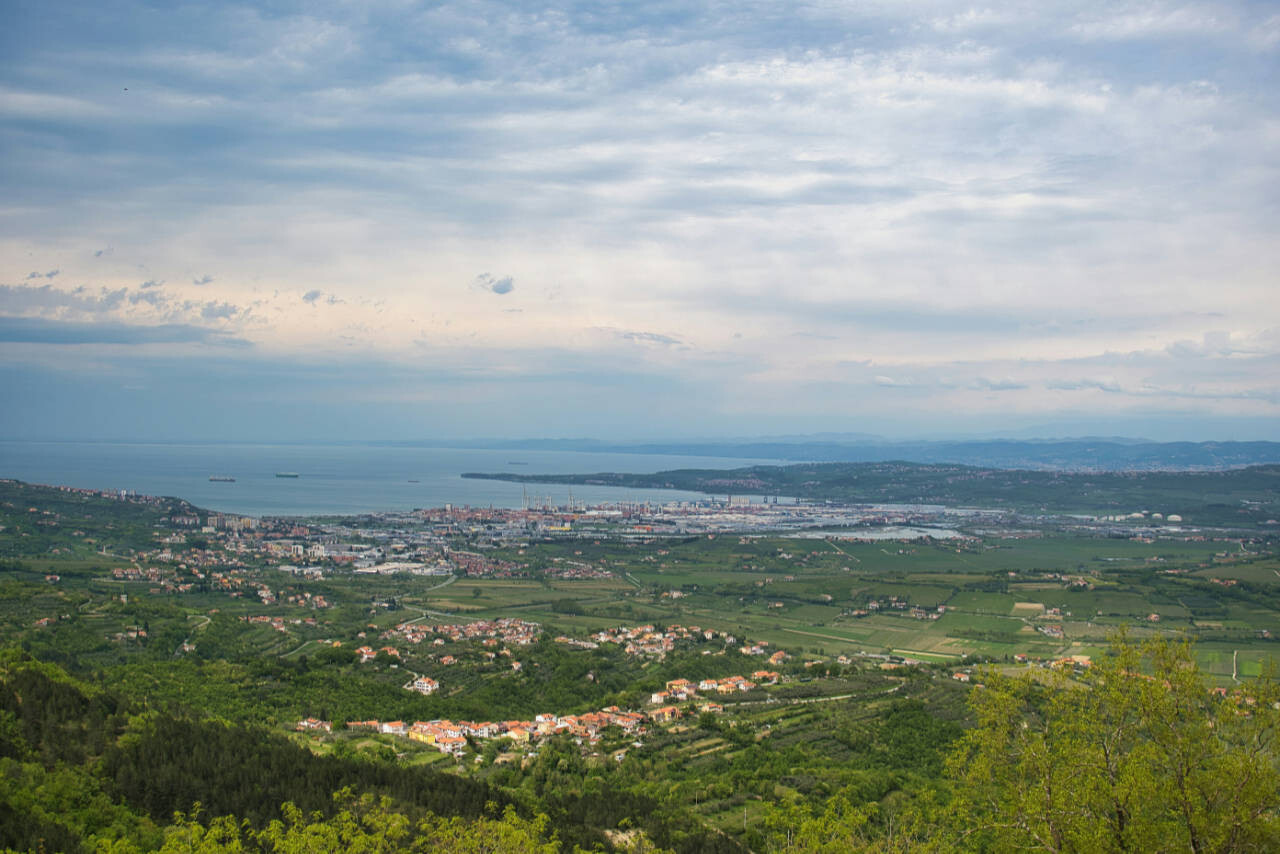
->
(4, 430), (1280, 446)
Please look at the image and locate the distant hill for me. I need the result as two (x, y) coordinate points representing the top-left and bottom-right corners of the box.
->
(423, 437), (1280, 471)
(464, 461), (1280, 526)
(0, 479), (204, 558)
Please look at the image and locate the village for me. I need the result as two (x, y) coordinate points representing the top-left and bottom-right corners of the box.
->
(287, 614), (799, 760)
(296, 668), (784, 760)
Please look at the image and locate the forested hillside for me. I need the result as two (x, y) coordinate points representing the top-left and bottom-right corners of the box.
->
(1, 637), (1276, 852)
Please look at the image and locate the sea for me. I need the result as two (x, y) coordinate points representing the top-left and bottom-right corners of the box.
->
(0, 441), (779, 517)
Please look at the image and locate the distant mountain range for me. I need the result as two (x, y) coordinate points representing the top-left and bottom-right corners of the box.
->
(421, 437), (1280, 472)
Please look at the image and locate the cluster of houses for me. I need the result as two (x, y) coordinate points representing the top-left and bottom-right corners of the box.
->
(355, 644), (401, 663)
(384, 617), (540, 647)
(910, 605), (945, 620)
(112, 566), (174, 583)
(294, 670), (797, 758)
(740, 644), (789, 667)
(842, 596), (950, 620)
(308, 706), (652, 757)
(544, 557), (614, 579)
(593, 624), (706, 660)
(554, 635), (600, 649)
(446, 550), (525, 577)
(567, 623), (792, 665)
(591, 623), (736, 658)
(243, 614), (320, 633)
(1011, 653), (1093, 671)
(648, 672), (781, 706)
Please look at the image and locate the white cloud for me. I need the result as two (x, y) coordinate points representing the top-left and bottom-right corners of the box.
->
(1069, 4), (1235, 41)
(1, 0), (1276, 437)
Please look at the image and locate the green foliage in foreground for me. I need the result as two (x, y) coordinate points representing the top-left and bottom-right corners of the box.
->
(948, 637), (1280, 853)
(1, 637), (1278, 852)
(155, 792), (564, 854)
(760, 636), (1280, 853)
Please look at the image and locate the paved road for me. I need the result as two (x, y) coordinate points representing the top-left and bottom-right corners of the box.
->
(729, 683), (903, 708)
(174, 614), (211, 657)
(822, 539), (860, 563)
(280, 638), (315, 658)
(400, 576), (460, 625)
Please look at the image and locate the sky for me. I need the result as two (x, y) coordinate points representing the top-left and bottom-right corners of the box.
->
(1, 0), (1278, 442)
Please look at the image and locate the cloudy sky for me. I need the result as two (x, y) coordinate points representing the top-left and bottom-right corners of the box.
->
(2, 0), (1277, 441)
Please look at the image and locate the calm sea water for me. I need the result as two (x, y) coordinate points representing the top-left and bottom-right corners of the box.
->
(0, 441), (776, 517)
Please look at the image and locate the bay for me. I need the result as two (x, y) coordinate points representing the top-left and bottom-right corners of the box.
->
(0, 441), (776, 517)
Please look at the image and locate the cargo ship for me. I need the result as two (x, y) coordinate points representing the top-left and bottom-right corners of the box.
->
(209, 475), (236, 482)
(275, 472), (299, 478)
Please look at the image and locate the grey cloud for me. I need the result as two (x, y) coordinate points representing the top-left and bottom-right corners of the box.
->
(592, 327), (685, 347)
(1164, 331), (1263, 358)
(0, 283), (248, 329)
(192, 275), (214, 286)
(971, 377), (1027, 391)
(0, 315), (249, 346)
(874, 375), (912, 387)
(99, 288), (128, 310)
(93, 248), (112, 258)
(140, 279), (163, 289)
(473, 273), (515, 295)
(1042, 374), (1279, 405)
(25, 270), (59, 280)
(1047, 377), (1124, 393)
(200, 301), (239, 320)
(707, 295), (1036, 335)
(620, 331), (682, 347)
(129, 290), (169, 307)
(302, 289), (344, 306)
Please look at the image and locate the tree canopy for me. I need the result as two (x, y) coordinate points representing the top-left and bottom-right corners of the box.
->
(948, 637), (1280, 853)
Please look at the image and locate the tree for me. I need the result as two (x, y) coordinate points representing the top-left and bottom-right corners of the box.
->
(156, 793), (561, 854)
(947, 636), (1280, 853)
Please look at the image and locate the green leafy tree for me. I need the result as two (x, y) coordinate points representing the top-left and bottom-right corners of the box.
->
(256, 792), (411, 853)
(156, 793), (559, 854)
(157, 809), (249, 854)
(947, 636), (1280, 853)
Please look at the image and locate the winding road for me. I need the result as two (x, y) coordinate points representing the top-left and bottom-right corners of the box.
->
(173, 614), (211, 657)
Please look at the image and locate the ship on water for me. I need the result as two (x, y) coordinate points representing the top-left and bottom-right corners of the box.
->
(209, 475), (235, 482)
(275, 472), (299, 478)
